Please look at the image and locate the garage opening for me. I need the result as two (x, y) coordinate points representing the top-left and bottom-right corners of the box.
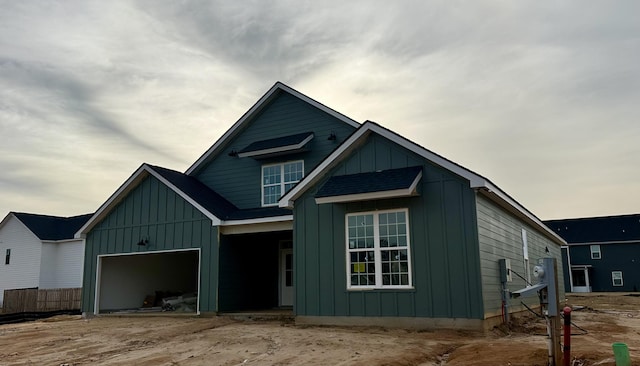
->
(96, 249), (200, 314)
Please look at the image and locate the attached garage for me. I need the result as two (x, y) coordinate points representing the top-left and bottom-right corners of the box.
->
(95, 249), (200, 314)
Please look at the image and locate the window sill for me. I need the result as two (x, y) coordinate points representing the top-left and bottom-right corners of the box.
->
(347, 287), (415, 292)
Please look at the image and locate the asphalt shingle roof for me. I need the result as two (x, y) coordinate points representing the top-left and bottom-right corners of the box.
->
(148, 165), (238, 220)
(151, 165), (295, 221)
(315, 166), (423, 198)
(238, 132), (314, 155)
(13, 212), (93, 241)
(544, 214), (640, 244)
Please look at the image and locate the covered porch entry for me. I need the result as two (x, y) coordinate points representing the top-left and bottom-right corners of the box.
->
(218, 230), (293, 312)
(571, 264), (593, 292)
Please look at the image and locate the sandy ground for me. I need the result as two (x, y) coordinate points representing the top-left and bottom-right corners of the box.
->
(0, 293), (638, 366)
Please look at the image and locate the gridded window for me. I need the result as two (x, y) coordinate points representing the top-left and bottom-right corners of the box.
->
(346, 209), (412, 289)
(612, 271), (623, 287)
(590, 245), (601, 259)
(262, 161), (303, 206)
(5, 248), (10, 265)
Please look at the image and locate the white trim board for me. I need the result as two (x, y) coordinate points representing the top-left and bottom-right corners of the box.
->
(238, 133), (314, 158)
(186, 82), (359, 175)
(279, 120), (565, 246)
(76, 164), (223, 238)
(94, 248), (201, 315)
(315, 171), (422, 204)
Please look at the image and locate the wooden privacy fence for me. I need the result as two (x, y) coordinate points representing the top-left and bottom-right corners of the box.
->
(2, 288), (81, 314)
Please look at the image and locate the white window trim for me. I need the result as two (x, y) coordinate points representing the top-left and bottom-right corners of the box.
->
(345, 208), (413, 290)
(612, 271), (623, 287)
(522, 229), (532, 286)
(261, 160), (304, 207)
(590, 244), (601, 260)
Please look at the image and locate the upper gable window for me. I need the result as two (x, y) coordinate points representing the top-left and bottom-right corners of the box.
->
(262, 161), (304, 206)
(5, 248), (10, 265)
(590, 245), (601, 259)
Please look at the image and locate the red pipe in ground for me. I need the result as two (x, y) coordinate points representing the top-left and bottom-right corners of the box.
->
(563, 306), (572, 366)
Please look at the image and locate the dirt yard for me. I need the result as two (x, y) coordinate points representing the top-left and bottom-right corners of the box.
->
(0, 293), (638, 365)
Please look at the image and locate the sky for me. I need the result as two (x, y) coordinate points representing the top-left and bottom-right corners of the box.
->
(1, 1), (639, 221)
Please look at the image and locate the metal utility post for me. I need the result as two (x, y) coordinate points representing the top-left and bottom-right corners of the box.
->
(511, 257), (562, 366)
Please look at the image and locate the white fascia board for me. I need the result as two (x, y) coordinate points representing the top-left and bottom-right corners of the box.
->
(7, 213), (43, 242)
(364, 123), (487, 188)
(316, 189), (416, 204)
(237, 133), (314, 158)
(186, 82), (359, 175)
(279, 121), (484, 208)
(42, 238), (83, 244)
(221, 215), (293, 226)
(279, 120), (561, 247)
(478, 184), (566, 246)
(220, 220), (293, 235)
(315, 171), (422, 205)
(145, 167), (222, 226)
(75, 164), (222, 238)
(0, 212), (14, 231)
(279, 128), (373, 208)
(567, 240), (640, 246)
(275, 83), (360, 129)
(75, 164), (149, 238)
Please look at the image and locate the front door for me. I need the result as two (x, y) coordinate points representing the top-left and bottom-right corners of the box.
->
(280, 249), (293, 306)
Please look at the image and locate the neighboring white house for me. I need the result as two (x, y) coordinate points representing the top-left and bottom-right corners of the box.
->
(0, 212), (92, 307)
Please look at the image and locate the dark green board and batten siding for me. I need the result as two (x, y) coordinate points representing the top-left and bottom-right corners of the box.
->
(293, 134), (484, 320)
(476, 194), (565, 318)
(195, 92), (357, 209)
(81, 175), (219, 313)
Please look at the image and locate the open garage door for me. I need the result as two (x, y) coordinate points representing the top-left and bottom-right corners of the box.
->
(95, 249), (200, 314)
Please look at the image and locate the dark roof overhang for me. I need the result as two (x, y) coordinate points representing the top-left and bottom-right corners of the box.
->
(237, 132), (314, 159)
(315, 166), (423, 204)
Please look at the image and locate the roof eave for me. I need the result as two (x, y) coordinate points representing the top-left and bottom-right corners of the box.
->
(75, 164), (222, 239)
(186, 82), (359, 176)
(279, 120), (565, 246)
(476, 185), (566, 246)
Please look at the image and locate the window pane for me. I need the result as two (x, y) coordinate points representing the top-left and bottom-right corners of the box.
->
(349, 250), (376, 286)
(348, 214), (374, 250)
(286, 271), (293, 286)
(380, 248), (409, 286)
(398, 235), (407, 246)
(365, 237), (374, 248)
(400, 274), (409, 285)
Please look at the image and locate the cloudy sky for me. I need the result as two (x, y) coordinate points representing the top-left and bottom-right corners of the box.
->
(1, 1), (638, 221)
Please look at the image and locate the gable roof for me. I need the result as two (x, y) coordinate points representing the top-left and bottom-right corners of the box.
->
(5, 212), (93, 241)
(544, 214), (640, 244)
(76, 164), (293, 238)
(76, 164), (237, 238)
(186, 82), (360, 175)
(280, 120), (565, 246)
